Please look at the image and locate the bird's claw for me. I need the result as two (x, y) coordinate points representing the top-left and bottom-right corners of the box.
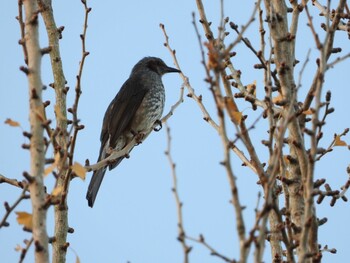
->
(106, 146), (114, 155)
(135, 132), (145, 145)
(153, 120), (162, 132)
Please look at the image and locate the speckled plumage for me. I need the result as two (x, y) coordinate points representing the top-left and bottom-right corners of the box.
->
(86, 57), (180, 207)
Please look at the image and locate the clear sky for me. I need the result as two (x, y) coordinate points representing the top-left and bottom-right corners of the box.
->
(1, 1), (350, 262)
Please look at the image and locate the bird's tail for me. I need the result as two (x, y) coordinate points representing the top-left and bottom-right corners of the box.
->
(86, 167), (107, 207)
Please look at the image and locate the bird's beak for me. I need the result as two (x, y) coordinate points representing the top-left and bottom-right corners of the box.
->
(165, 66), (181, 73)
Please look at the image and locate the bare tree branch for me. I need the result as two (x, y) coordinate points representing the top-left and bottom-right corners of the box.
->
(22, 1), (49, 261)
(16, 0), (28, 64)
(186, 235), (234, 263)
(164, 123), (191, 263)
(37, 0), (71, 261)
(161, 84), (184, 123)
(160, 23), (220, 131)
(0, 186), (30, 229)
(62, 0), (91, 203)
(0, 175), (28, 190)
(18, 237), (34, 263)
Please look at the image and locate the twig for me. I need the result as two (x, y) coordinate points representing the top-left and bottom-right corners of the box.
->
(229, 112), (264, 175)
(326, 52), (350, 69)
(195, 0), (214, 40)
(18, 237), (34, 263)
(62, 0), (91, 202)
(16, 0), (28, 65)
(229, 143), (258, 174)
(305, 5), (322, 50)
(316, 129), (349, 161)
(224, 0), (261, 53)
(161, 84), (184, 123)
(160, 23), (219, 131)
(314, 177), (349, 206)
(0, 185), (30, 228)
(319, 244), (337, 255)
(338, 178), (350, 201)
(164, 123), (191, 263)
(0, 175), (28, 190)
(296, 49), (311, 90)
(191, 12), (212, 89)
(312, 0), (348, 31)
(303, 0), (347, 118)
(211, 62), (249, 262)
(186, 235), (234, 263)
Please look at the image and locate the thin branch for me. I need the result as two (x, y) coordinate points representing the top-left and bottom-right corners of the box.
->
(62, 0), (91, 203)
(195, 0), (214, 40)
(314, 177), (350, 206)
(0, 186), (30, 228)
(16, 0), (28, 65)
(312, 0), (348, 31)
(161, 84), (184, 123)
(18, 237), (34, 263)
(186, 235), (234, 263)
(338, 178), (350, 201)
(225, 0), (261, 53)
(229, 143), (258, 174)
(316, 129), (349, 161)
(164, 123), (191, 263)
(211, 59), (249, 262)
(305, 5), (322, 50)
(296, 49), (311, 90)
(191, 12), (213, 91)
(0, 175), (28, 190)
(160, 23), (219, 131)
(326, 52), (350, 69)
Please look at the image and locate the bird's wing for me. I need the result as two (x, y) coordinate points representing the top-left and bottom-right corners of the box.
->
(99, 76), (148, 154)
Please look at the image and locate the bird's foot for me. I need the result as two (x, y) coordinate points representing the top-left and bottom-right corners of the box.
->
(135, 132), (145, 145)
(153, 119), (162, 132)
(106, 146), (114, 155)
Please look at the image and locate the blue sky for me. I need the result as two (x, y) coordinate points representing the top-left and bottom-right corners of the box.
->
(1, 1), (350, 262)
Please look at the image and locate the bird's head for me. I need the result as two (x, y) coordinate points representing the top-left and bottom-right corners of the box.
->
(132, 57), (181, 76)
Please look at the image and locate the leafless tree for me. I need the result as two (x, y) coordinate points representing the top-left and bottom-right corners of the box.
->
(1, 0), (90, 262)
(161, 1), (350, 262)
(1, 1), (349, 263)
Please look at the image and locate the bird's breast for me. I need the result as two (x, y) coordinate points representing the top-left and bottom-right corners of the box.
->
(131, 83), (165, 133)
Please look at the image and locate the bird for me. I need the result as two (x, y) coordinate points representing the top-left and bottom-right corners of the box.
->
(86, 57), (181, 207)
